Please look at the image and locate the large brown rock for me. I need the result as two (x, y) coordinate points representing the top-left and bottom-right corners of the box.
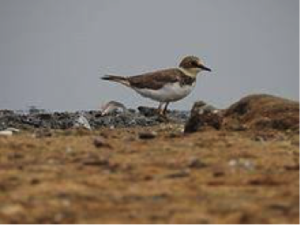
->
(184, 101), (223, 133)
(223, 94), (299, 132)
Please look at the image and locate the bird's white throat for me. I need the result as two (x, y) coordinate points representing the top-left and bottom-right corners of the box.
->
(179, 67), (201, 78)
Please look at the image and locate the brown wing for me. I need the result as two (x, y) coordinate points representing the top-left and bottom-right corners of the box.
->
(127, 68), (194, 90)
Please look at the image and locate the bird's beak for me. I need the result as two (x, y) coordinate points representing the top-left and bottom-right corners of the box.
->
(198, 64), (212, 72)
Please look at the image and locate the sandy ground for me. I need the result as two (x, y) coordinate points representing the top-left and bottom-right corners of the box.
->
(0, 125), (298, 224)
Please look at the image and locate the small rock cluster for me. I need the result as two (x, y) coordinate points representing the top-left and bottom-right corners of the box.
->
(0, 107), (189, 131)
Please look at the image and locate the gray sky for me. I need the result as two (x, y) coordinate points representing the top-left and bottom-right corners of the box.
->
(0, 0), (298, 111)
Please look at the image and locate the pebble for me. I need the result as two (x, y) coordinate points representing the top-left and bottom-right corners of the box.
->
(93, 137), (111, 148)
(138, 131), (157, 139)
(187, 158), (207, 169)
(6, 128), (20, 133)
(0, 126), (20, 136)
(0, 130), (13, 136)
(65, 147), (73, 154)
(228, 158), (255, 170)
(74, 115), (92, 130)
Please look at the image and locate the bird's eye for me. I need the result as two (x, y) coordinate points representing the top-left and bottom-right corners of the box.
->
(191, 61), (198, 67)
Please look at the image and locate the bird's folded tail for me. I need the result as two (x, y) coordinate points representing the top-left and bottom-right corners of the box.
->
(101, 75), (130, 86)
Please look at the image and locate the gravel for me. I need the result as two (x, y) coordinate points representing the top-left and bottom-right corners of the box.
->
(0, 108), (190, 130)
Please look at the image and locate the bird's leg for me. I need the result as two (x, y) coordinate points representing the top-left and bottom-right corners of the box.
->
(157, 102), (164, 115)
(162, 102), (169, 115)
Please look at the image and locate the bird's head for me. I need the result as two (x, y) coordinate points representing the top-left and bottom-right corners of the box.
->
(179, 56), (211, 77)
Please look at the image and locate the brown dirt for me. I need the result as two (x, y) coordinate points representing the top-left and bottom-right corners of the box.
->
(0, 125), (298, 224)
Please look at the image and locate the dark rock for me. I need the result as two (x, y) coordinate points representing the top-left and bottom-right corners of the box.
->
(184, 101), (222, 133)
(138, 106), (159, 117)
(284, 164), (299, 171)
(138, 131), (157, 139)
(7, 152), (24, 160)
(164, 170), (190, 179)
(37, 113), (52, 120)
(30, 178), (41, 185)
(137, 106), (190, 122)
(81, 156), (120, 172)
(187, 158), (207, 169)
(82, 158), (110, 167)
(213, 171), (225, 177)
(248, 177), (281, 186)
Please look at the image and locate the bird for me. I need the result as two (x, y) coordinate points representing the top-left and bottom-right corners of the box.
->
(101, 56), (211, 115)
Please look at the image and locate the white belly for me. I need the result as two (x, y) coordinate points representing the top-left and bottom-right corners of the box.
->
(134, 82), (195, 102)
